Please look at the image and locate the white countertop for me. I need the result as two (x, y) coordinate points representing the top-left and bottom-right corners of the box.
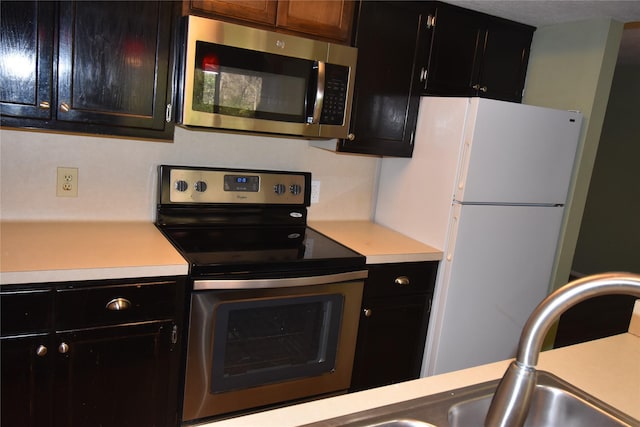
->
(198, 331), (640, 426)
(309, 220), (442, 264)
(0, 220), (436, 284)
(0, 221), (188, 284)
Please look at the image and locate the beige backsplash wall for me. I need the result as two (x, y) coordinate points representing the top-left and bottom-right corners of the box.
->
(0, 127), (379, 222)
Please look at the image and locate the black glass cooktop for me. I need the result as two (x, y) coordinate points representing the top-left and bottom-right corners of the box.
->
(159, 226), (365, 278)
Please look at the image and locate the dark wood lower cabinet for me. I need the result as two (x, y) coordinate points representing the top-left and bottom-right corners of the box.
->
(350, 262), (437, 392)
(54, 322), (179, 427)
(554, 294), (637, 348)
(1, 334), (54, 427)
(0, 277), (186, 427)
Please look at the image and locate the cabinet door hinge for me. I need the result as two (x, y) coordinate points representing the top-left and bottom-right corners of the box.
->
(165, 104), (172, 123)
(426, 14), (436, 29)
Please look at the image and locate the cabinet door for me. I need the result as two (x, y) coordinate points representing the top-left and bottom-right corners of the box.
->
(340, 1), (426, 157)
(350, 294), (431, 391)
(477, 19), (533, 102)
(0, 0), (54, 119)
(276, 0), (355, 43)
(187, 0), (277, 26)
(423, 4), (482, 97)
(53, 321), (179, 427)
(56, 1), (172, 132)
(1, 334), (53, 427)
(0, 286), (54, 427)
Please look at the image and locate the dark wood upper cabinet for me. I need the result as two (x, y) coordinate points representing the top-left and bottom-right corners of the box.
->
(423, 3), (534, 102)
(333, 1), (534, 158)
(0, 1), (54, 119)
(477, 17), (535, 101)
(0, 1), (175, 140)
(184, 0), (355, 44)
(56, 2), (173, 132)
(337, 1), (434, 158)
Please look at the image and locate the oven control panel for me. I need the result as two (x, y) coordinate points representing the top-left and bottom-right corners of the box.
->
(159, 166), (311, 205)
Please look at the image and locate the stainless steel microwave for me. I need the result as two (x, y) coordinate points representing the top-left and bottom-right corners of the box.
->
(177, 15), (357, 139)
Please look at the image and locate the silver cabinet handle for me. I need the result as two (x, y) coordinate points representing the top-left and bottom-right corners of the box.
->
(106, 297), (131, 311)
(420, 67), (428, 82)
(363, 308), (373, 317)
(58, 342), (69, 354)
(36, 345), (48, 357)
(394, 276), (410, 286)
(346, 133), (356, 141)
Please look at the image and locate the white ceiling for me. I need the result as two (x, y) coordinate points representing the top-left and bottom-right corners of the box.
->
(444, 0), (640, 64)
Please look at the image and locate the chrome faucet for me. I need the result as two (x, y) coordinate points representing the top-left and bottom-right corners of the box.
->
(485, 272), (640, 427)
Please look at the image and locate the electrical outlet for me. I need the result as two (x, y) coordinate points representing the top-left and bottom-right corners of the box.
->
(56, 167), (78, 197)
(310, 180), (320, 204)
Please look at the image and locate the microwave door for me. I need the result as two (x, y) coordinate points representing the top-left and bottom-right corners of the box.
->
(184, 40), (321, 136)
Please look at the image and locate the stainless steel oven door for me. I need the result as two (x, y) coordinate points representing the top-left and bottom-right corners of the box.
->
(182, 272), (366, 423)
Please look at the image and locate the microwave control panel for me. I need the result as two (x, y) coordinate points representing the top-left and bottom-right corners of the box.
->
(320, 64), (349, 125)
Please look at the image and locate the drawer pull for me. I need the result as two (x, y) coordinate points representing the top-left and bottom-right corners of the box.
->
(36, 345), (48, 357)
(58, 342), (69, 354)
(394, 276), (410, 286)
(106, 297), (131, 311)
(363, 308), (373, 317)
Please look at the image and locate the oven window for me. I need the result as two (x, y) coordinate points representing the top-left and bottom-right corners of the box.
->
(211, 294), (343, 393)
(192, 41), (312, 123)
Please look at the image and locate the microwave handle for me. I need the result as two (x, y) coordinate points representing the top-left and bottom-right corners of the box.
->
(311, 61), (325, 125)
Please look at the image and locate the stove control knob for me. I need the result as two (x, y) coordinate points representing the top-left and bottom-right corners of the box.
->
(289, 184), (302, 195)
(194, 181), (207, 192)
(175, 180), (188, 192)
(274, 183), (286, 195)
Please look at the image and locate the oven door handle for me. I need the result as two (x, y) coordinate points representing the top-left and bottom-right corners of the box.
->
(193, 270), (368, 290)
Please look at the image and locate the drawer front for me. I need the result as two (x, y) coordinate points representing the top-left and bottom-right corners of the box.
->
(55, 280), (180, 330)
(1, 287), (53, 336)
(364, 262), (437, 298)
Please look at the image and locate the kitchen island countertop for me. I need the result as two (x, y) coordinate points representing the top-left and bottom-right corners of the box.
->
(309, 220), (442, 264)
(0, 221), (188, 284)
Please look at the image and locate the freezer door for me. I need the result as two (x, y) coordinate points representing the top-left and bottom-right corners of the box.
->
(455, 98), (582, 205)
(423, 203), (564, 376)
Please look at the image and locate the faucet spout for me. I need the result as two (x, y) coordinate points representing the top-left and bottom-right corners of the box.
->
(485, 272), (640, 427)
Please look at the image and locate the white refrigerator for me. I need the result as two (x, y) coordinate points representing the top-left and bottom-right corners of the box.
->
(374, 97), (583, 376)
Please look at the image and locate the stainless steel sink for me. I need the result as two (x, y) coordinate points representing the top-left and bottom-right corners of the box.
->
(301, 371), (638, 427)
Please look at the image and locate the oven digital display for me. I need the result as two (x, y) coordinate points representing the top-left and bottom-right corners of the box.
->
(224, 175), (259, 192)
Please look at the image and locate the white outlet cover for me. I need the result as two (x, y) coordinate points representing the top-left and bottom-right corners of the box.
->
(311, 180), (321, 204)
(56, 167), (78, 197)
